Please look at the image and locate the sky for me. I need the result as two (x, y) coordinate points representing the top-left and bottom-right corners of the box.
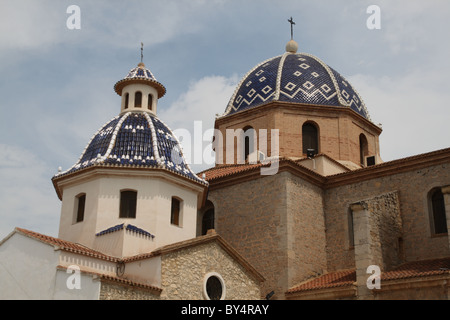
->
(0, 0), (449, 239)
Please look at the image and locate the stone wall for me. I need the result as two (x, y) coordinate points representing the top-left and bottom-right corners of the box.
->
(100, 281), (160, 300)
(209, 171), (327, 299)
(286, 173), (327, 290)
(159, 241), (261, 300)
(367, 192), (403, 270)
(99, 240), (261, 300)
(209, 173), (287, 299)
(350, 191), (403, 299)
(325, 163), (450, 272)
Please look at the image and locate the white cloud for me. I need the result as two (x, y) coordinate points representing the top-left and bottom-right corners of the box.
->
(377, 1), (450, 55)
(349, 70), (450, 162)
(159, 75), (238, 172)
(0, 0), (229, 56)
(0, 0), (63, 51)
(0, 144), (60, 239)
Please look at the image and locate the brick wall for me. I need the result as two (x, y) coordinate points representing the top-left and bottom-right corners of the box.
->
(214, 103), (381, 166)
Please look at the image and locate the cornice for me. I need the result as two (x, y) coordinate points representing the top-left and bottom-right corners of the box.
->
(205, 147), (450, 191)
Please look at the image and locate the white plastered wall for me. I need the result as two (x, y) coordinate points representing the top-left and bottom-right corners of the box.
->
(0, 232), (101, 300)
(120, 83), (158, 115)
(57, 169), (202, 257)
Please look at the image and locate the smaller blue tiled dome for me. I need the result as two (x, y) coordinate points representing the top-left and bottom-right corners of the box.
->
(55, 112), (206, 185)
(223, 51), (370, 120)
(114, 62), (166, 98)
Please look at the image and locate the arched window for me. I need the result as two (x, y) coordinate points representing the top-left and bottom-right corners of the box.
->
(75, 193), (86, 223)
(135, 91), (142, 108)
(359, 133), (369, 166)
(243, 126), (256, 161)
(302, 122), (318, 155)
(202, 208), (215, 235)
(171, 197), (182, 226)
(124, 93), (129, 109)
(147, 94), (153, 110)
(430, 188), (447, 235)
(120, 190), (137, 218)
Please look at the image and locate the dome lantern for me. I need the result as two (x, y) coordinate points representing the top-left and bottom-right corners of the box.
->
(113, 46), (166, 116)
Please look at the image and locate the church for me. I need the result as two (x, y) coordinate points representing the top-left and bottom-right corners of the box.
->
(1, 25), (450, 300)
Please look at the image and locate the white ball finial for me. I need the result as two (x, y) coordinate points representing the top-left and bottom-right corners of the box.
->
(286, 39), (298, 53)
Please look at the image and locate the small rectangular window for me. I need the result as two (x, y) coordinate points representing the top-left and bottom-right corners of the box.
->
(348, 209), (354, 248)
(76, 194), (86, 223)
(171, 197), (181, 226)
(120, 190), (137, 218)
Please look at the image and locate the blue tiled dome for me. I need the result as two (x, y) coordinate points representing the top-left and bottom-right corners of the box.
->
(114, 62), (166, 98)
(223, 52), (370, 120)
(55, 112), (206, 185)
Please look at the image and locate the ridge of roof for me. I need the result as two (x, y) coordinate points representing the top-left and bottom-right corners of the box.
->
(286, 256), (450, 295)
(200, 147), (450, 188)
(14, 227), (119, 262)
(10, 227), (264, 283)
(125, 231), (265, 283)
(56, 265), (162, 293)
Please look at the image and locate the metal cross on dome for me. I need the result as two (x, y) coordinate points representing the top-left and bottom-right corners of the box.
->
(288, 17), (295, 40)
(140, 42), (144, 63)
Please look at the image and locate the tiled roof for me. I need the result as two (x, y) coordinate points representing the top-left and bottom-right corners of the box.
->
(381, 257), (450, 281)
(200, 162), (264, 181)
(286, 269), (356, 294)
(98, 274), (162, 293)
(114, 62), (166, 98)
(222, 52), (369, 119)
(286, 257), (450, 295)
(199, 157), (327, 185)
(95, 223), (155, 239)
(53, 112), (207, 186)
(15, 228), (118, 262)
(56, 265), (162, 293)
(201, 148), (450, 189)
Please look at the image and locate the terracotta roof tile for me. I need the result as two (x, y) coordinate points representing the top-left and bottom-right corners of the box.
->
(287, 257), (450, 295)
(286, 269), (356, 294)
(98, 274), (162, 293)
(382, 257), (450, 281)
(199, 157), (325, 182)
(15, 227), (118, 262)
(200, 163), (264, 181)
(56, 265), (162, 293)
